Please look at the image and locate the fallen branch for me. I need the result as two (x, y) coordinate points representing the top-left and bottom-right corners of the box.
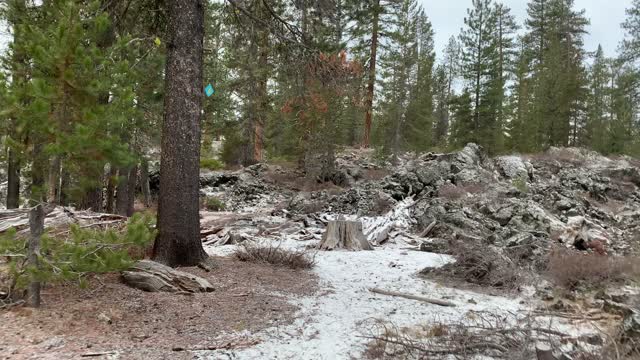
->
(369, 288), (456, 307)
(0, 299), (25, 310)
(80, 351), (118, 357)
(200, 227), (223, 238)
(419, 220), (437, 238)
(172, 338), (260, 351)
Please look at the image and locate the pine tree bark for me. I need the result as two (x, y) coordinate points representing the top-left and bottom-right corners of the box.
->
(140, 160), (151, 208)
(6, 147), (20, 209)
(47, 155), (60, 204)
(152, 0), (208, 267)
(115, 166), (130, 216)
(126, 164), (138, 216)
(363, 0), (380, 148)
(30, 143), (46, 206)
(105, 165), (117, 213)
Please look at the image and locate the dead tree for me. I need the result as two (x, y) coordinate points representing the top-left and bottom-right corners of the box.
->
(319, 220), (373, 250)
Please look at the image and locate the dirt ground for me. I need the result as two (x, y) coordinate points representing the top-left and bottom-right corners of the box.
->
(0, 256), (317, 360)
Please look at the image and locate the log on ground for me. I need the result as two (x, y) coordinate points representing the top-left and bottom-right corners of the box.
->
(121, 260), (214, 293)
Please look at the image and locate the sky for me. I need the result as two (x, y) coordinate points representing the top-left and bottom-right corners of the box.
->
(420, 0), (633, 59)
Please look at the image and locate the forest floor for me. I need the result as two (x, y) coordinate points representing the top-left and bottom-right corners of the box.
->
(201, 239), (527, 359)
(0, 256), (316, 360)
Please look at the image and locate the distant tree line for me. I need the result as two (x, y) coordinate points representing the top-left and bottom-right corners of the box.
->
(2, 0), (640, 211)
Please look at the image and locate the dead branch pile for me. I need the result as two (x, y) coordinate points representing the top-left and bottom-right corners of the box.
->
(421, 241), (523, 289)
(0, 206), (127, 236)
(234, 243), (315, 270)
(361, 312), (605, 360)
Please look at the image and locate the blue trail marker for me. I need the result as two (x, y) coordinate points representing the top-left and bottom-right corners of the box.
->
(205, 84), (215, 97)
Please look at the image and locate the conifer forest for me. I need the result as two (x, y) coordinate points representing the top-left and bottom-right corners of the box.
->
(1, 1), (640, 359)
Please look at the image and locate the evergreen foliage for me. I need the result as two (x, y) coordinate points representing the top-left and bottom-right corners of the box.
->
(1, 0), (640, 216)
(0, 212), (156, 291)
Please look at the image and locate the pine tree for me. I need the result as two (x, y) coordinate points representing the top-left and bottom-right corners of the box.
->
(584, 45), (611, 153)
(508, 38), (536, 152)
(153, 0), (208, 267)
(622, 0), (640, 61)
(433, 37), (461, 147)
(458, 0), (502, 153)
(521, 0), (589, 150)
(346, 0), (402, 147)
(404, 8), (435, 152)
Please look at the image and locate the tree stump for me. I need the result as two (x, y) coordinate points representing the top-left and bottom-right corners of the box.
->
(122, 260), (214, 293)
(318, 220), (372, 251)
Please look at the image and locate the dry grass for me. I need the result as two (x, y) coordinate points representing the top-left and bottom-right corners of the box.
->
(234, 243), (316, 270)
(547, 247), (640, 290)
(421, 241), (523, 290)
(300, 201), (325, 214)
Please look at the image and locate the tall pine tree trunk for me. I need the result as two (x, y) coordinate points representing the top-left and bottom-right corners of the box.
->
(47, 155), (61, 204)
(363, 0), (380, 148)
(6, 147), (20, 209)
(30, 142), (46, 206)
(115, 166), (130, 216)
(140, 160), (151, 208)
(126, 165), (138, 216)
(105, 165), (117, 213)
(253, 0), (268, 163)
(153, 0), (208, 267)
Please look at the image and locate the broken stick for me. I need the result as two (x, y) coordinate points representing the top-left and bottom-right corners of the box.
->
(369, 288), (456, 307)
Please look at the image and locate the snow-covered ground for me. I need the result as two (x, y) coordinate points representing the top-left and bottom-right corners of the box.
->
(200, 240), (527, 360)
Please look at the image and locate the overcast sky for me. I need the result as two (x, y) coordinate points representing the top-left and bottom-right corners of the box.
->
(421, 0), (632, 59)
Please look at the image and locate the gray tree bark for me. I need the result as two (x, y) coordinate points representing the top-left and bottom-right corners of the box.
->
(115, 166), (130, 216)
(319, 220), (373, 251)
(152, 0), (208, 267)
(27, 204), (44, 307)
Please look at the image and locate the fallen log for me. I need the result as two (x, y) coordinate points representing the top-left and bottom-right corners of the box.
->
(369, 288), (456, 307)
(121, 260), (214, 293)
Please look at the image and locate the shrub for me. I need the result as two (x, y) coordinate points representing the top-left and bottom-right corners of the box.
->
(547, 247), (640, 290)
(204, 196), (226, 211)
(200, 157), (224, 171)
(422, 241), (523, 289)
(234, 243), (315, 270)
(0, 213), (156, 294)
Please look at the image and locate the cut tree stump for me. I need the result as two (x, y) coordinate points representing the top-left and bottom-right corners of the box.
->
(318, 220), (372, 251)
(121, 260), (214, 293)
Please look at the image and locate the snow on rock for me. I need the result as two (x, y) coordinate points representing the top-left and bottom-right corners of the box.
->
(494, 155), (531, 180)
(201, 244), (525, 360)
